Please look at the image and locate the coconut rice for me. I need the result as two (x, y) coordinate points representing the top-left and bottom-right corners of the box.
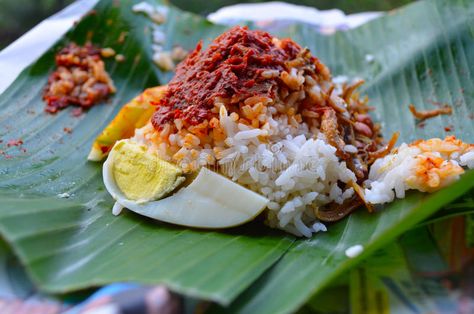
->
(133, 93), (361, 237)
(125, 26), (473, 237)
(128, 26), (387, 237)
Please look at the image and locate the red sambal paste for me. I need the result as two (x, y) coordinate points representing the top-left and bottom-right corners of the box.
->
(151, 26), (311, 128)
(43, 43), (116, 114)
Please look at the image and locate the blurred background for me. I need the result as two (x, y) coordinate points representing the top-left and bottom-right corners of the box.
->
(0, 0), (412, 49)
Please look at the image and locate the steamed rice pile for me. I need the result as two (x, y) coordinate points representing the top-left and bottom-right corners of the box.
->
(131, 26), (383, 237)
(136, 105), (358, 237)
(130, 26), (473, 237)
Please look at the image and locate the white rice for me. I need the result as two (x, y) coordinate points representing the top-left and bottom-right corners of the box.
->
(134, 94), (358, 237)
(364, 54), (375, 63)
(343, 144), (358, 153)
(207, 107), (355, 237)
(132, 2), (168, 24)
(133, 2), (187, 71)
(460, 151), (474, 168)
(365, 143), (474, 204)
(345, 244), (364, 258)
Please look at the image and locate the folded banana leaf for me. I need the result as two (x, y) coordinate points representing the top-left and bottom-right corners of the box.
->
(0, 0), (473, 313)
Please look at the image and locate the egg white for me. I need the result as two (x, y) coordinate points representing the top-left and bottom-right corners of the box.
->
(103, 146), (269, 228)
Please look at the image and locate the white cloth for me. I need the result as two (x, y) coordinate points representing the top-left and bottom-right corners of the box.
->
(0, 0), (98, 94)
(0, 0), (381, 94)
(208, 1), (382, 32)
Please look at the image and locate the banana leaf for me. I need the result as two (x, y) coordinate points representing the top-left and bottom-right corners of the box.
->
(419, 193), (474, 226)
(348, 224), (472, 314)
(0, 0), (294, 305)
(0, 0), (473, 312)
(219, 0), (474, 311)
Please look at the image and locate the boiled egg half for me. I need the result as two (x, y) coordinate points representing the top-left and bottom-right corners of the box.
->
(103, 139), (269, 228)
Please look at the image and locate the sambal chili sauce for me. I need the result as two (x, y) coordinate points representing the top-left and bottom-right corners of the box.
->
(43, 43), (116, 114)
(151, 26), (316, 128)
